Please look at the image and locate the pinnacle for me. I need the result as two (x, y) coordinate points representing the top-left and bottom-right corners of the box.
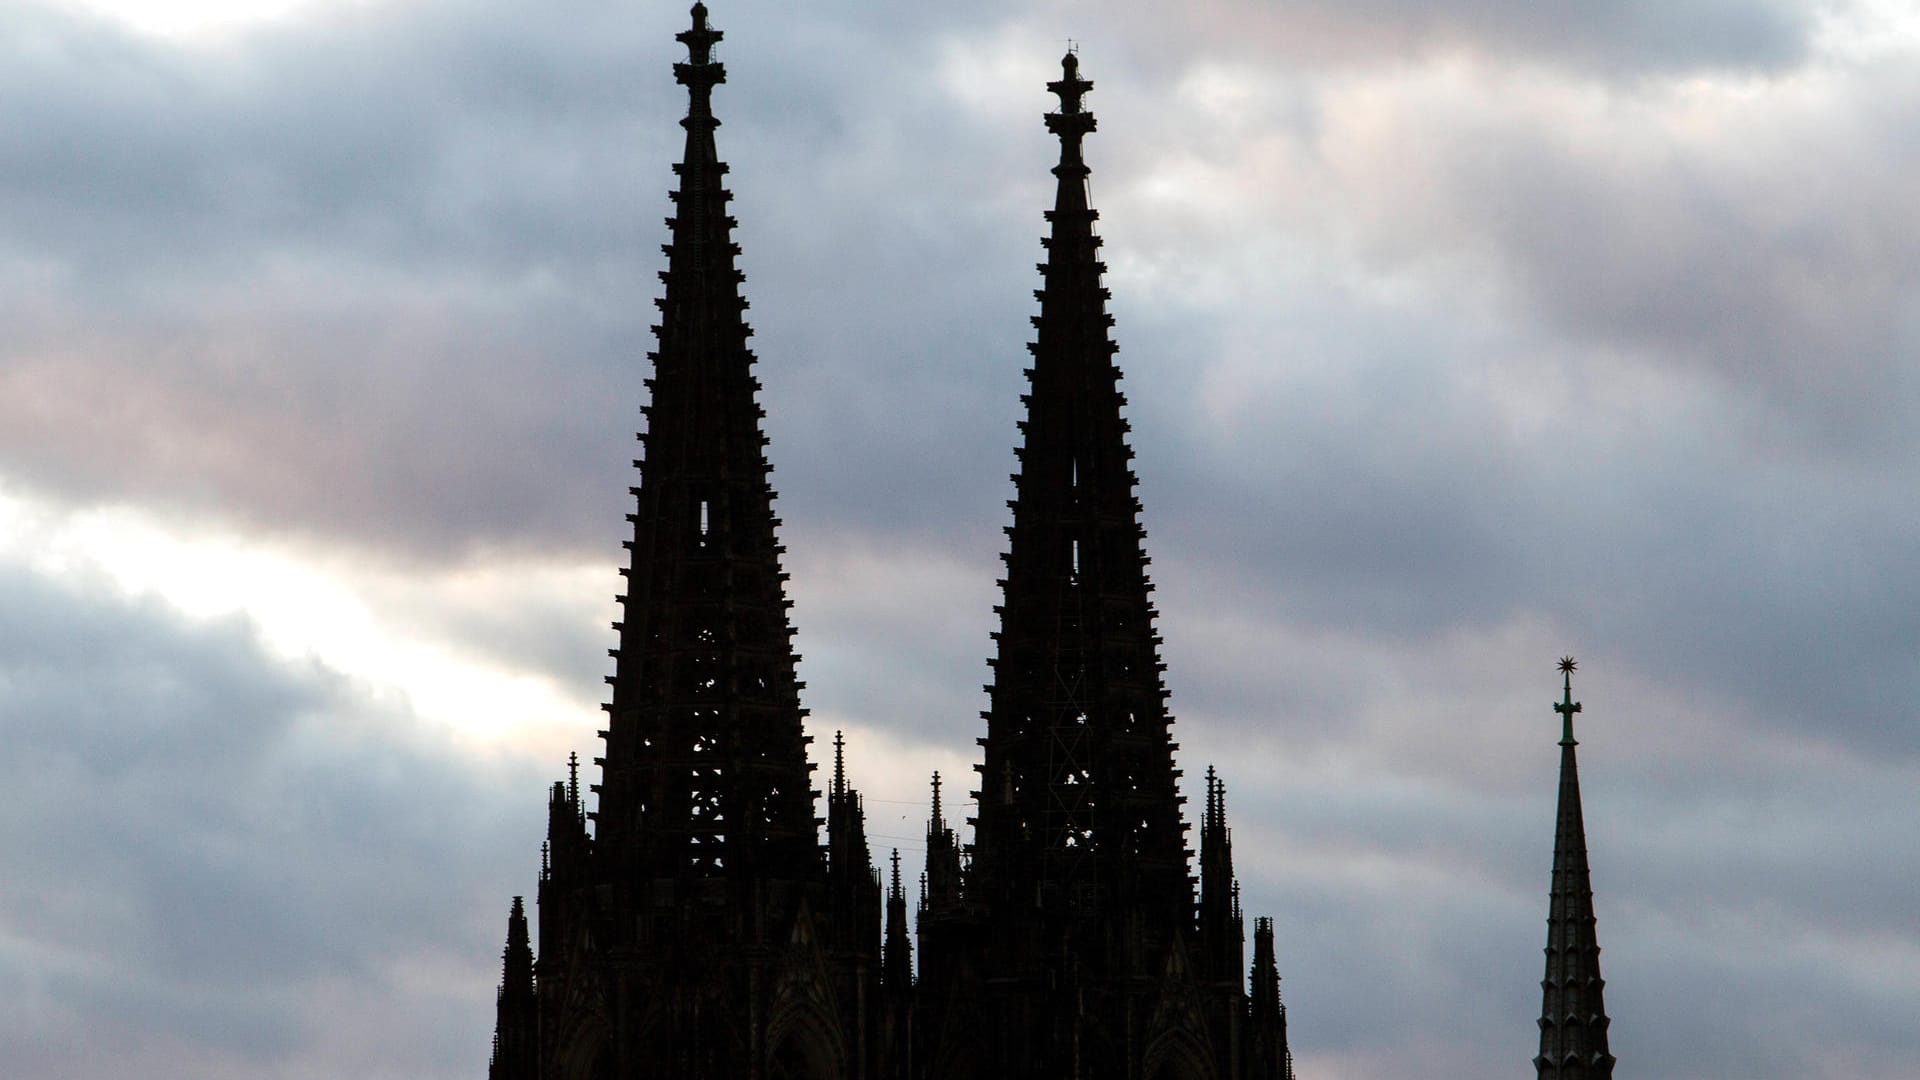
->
(1537, 659), (1612, 1078)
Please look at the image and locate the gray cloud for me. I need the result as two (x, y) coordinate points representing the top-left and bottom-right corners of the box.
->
(0, 561), (545, 1078)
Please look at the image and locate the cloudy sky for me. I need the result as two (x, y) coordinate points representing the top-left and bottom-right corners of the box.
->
(3, 0), (1918, 1076)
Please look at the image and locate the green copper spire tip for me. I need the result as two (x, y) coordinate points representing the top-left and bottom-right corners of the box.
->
(1555, 655), (1582, 746)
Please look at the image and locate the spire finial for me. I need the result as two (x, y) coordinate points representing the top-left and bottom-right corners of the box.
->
(1045, 49), (1096, 171)
(681, 3), (721, 64)
(674, 1), (726, 111)
(890, 847), (903, 896)
(833, 729), (846, 798)
(567, 751), (580, 808)
(930, 770), (944, 826)
(1555, 656), (1583, 746)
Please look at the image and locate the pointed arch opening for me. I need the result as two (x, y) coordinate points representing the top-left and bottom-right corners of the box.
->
(767, 1014), (839, 1080)
(1145, 1032), (1215, 1080)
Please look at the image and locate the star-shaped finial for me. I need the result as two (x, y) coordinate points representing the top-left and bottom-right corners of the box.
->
(1554, 656), (1582, 745)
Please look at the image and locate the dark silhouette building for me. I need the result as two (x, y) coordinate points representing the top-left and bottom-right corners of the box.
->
(487, 6), (1292, 1078)
(1535, 659), (1615, 1079)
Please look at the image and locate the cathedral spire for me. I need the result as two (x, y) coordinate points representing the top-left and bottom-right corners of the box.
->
(1536, 657), (1615, 1079)
(594, 0), (817, 883)
(487, 897), (536, 1080)
(1249, 916), (1295, 1080)
(924, 771), (962, 910)
(483, 13), (882, 1078)
(1200, 766), (1244, 982)
(884, 848), (912, 991)
(971, 49), (1189, 929)
(826, 730), (880, 955)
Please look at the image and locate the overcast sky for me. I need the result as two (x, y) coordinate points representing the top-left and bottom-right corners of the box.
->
(2, 0), (1918, 1077)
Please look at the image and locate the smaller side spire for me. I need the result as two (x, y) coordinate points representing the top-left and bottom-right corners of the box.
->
(883, 848), (912, 991)
(825, 731), (880, 956)
(1200, 766), (1243, 982)
(1249, 916), (1294, 1080)
(502, 896), (532, 988)
(1536, 656), (1615, 1080)
(924, 771), (963, 910)
(538, 769), (590, 990)
(488, 897), (536, 1080)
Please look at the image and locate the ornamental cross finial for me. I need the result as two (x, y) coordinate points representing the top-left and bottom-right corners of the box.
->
(1555, 656), (1582, 746)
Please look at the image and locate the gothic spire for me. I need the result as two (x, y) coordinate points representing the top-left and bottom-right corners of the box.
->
(826, 730), (880, 956)
(593, 1), (818, 884)
(924, 771), (962, 910)
(502, 896), (533, 992)
(487, 897), (536, 1080)
(1249, 916), (1295, 1080)
(972, 48), (1189, 930)
(1536, 657), (1615, 1079)
(884, 848), (912, 991)
(1200, 766), (1244, 982)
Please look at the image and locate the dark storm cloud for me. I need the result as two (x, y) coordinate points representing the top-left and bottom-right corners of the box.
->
(0, 561), (545, 1077)
(0, 0), (668, 286)
(0, 0), (669, 560)
(0, 0), (1874, 564)
(0, 0), (1044, 563)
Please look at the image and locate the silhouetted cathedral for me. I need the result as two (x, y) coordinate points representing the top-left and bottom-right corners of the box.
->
(485, 6), (1294, 1078)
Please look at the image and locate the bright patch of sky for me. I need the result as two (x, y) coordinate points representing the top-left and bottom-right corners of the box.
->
(57, 0), (380, 40)
(0, 488), (587, 744)
(1818, 0), (1920, 62)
